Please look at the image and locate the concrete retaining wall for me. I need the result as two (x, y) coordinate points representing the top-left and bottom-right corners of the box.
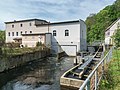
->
(0, 49), (50, 72)
(60, 64), (84, 88)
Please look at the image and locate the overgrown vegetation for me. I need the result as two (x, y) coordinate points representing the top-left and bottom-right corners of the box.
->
(36, 41), (43, 47)
(113, 29), (120, 47)
(0, 30), (5, 42)
(1, 46), (48, 56)
(86, 0), (120, 43)
(99, 49), (120, 90)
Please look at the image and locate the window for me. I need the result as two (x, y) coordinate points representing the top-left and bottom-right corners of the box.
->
(20, 24), (23, 27)
(30, 31), (32, 33)
(29, 23), (32, 26)
(16, 32), (18, 36)
(12, 32), (14, 36)
(8, 32), (10, 36)
(25, 31), (27, 34)
(117, 22), (120, 29)
(12, 25), (14, 28)
(65, 30), (69, 36)
(21, 31), (22, 35)
(53, 30), (56, 36)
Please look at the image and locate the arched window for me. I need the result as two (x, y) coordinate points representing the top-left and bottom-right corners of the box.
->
(65, 29), (69, 36)
(53, 30), (56, 36)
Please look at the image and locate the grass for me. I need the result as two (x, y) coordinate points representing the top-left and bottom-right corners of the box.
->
(99, 49), (120, 90)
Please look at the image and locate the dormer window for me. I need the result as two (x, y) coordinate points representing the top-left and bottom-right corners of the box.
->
(53, 30), (56, 36)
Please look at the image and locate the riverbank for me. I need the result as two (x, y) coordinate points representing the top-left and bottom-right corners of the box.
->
(0, 47), (50, 72)
(0, 57), (75, 90)
(99, 49), (120, 90)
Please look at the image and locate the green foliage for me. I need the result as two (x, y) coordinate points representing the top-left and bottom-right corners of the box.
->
(113, 29), (120, 47)
(86, 0), (120, 43)
(0, 30), (5, 42)
(36, 41), (42, 47)
(99, 49), (120, 90)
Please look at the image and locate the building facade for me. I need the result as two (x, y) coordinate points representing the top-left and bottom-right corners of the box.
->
(5, 19), (87, 56)
(105, 18), (120, 45)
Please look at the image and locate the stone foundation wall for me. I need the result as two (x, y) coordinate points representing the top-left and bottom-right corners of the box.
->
(0, 49), (50, 72)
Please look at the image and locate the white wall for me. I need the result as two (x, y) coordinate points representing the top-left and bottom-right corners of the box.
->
(6, 21), (36, 43)
(105, 19), (120, 45)
(49, 21), (86, 56)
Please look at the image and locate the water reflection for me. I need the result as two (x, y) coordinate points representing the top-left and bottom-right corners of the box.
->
(0, 57), (75, 90)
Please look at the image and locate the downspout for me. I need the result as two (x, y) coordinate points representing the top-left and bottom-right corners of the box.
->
(79, 19), (81, 52)
(48, 21), (50, 33)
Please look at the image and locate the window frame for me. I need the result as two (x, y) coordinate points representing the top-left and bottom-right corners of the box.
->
(53, 30), (56, 36)
(16, 32), (18, 36)
(12, 25), (14, 28)
(65, 29), (69, 36)
(12, 32), (14, 36)
(20, 24), (23, 27)
(8, 32), (10, 36)
(30, 31), (32, 33)
(21, 31), (22, 35)
(25, 31), (27, 34)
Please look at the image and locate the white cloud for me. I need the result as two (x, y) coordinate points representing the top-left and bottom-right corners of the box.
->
(0, 0), (116, 30)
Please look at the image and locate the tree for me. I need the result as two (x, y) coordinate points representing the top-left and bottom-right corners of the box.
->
(0, 30), (5, 42)
(85, 0), (120, 43)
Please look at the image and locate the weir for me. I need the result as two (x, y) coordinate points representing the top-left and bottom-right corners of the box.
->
(60, 46), (103, 89)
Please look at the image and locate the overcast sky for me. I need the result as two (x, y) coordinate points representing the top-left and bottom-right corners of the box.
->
(0, 0), (116, 30)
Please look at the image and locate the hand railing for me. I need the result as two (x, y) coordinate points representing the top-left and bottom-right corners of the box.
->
(79, 46), (114, 90)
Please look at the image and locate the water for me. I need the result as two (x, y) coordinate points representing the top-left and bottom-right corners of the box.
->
(0, 57), (75, 90)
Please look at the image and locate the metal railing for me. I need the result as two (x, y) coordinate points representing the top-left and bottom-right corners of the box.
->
(79, 46), (113, 90)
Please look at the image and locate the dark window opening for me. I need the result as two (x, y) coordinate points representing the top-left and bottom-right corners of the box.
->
(25, 31), (27, 34)
(65, 30), (69, 36)
(8, 32), (10, 36)
(30, 31), (32, 33)
(21, 31), (22, 35)
(53, 30), (56, 36)
(12, 25), (14, 28)
(20, 24), (23, 27)
(12, 32), (14, 36)
(16, 32), (18, 36)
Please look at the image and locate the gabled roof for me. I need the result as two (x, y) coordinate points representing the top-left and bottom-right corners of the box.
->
(106, 18), (120, 31)
(5, 19), (48, 24)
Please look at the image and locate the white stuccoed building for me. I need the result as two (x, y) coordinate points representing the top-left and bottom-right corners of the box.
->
(5, 19), (87, 56)
(105, 18), (120, 45)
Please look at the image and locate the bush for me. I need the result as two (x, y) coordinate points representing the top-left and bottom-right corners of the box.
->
(6, 42), (21, 48)
(36, 42), (42, 47)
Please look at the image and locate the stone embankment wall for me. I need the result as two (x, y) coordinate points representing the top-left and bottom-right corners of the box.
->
(0, 49), (50, 72)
